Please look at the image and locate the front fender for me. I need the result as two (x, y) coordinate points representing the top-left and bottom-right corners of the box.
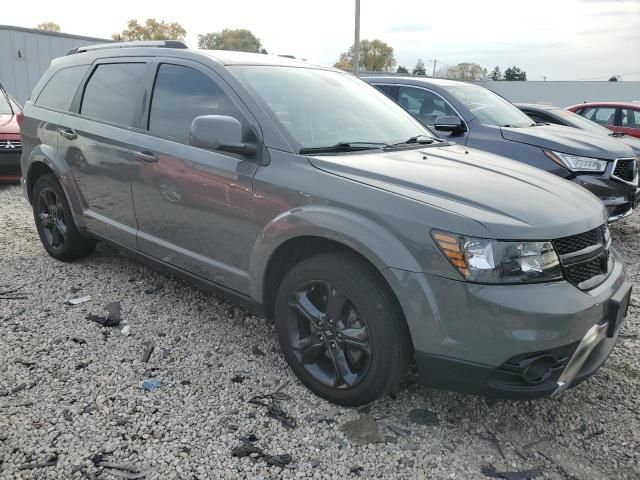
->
(247, 205), (424, 301)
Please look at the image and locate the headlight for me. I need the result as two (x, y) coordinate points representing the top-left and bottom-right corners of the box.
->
(432, 231), (562, 283)
(544, 150), (607, 173)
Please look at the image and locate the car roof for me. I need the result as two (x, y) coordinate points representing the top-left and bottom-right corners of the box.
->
(567, 101), (640, 109)
(360, 75), (469, 88)
(63, 41), (334, 71)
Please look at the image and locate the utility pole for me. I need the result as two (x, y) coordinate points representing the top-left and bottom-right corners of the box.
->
(431, 59), (437, 77)
(353, 0), (360, 76)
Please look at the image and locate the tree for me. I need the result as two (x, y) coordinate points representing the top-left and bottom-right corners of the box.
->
(490, 66), (502, 81)
(112, 19), (186, 42)
(504, 66), (527, 81)
(609, 75), (620, 82)
(36, 22), (61, 32)
(446, 63), (486, 80)
(334, 39), (396, 72)
(198, 29), (262, 53)
(396, 65), (409, 74)
(412, 59), (426, 76)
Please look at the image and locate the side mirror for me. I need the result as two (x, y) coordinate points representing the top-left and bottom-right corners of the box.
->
(434, 116), (466, 133)
(190, 115), (257, 157)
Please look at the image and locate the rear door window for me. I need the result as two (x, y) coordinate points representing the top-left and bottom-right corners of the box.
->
(148, 63), (242, 144)
(35, 65), (89, 111)
(80, 63), (147, 127)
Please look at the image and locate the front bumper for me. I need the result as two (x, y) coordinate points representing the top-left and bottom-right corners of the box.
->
(0, 150), (21, 183)
(571, 173), (639, 223)
(382, 248), (629, 399)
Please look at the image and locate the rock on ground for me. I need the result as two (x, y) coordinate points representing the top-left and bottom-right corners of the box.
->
(0, 184), (639, 479)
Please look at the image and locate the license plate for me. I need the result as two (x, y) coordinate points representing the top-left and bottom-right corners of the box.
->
(606, 284), (632, 338)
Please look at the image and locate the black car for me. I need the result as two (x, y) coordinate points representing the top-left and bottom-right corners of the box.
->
(364, 76), (640, 222)
(516, 103), (640, 157)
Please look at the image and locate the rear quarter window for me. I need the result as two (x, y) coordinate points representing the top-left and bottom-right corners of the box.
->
(35, 65), (89, 111)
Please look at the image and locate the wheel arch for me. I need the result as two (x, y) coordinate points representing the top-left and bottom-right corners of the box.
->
(250, 207), (423, 344)
(25, 147), (87, 229)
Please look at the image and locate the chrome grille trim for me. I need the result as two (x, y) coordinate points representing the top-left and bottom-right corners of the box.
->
(611, 157), (638, 186)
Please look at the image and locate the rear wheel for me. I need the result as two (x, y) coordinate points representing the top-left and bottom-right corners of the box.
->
(274, 252), (412, 406)
(32, 174), (96, 261)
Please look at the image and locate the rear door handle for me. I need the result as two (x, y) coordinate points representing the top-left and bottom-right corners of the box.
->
(58, 127), (77, 140)
(133, 150), (158, 163)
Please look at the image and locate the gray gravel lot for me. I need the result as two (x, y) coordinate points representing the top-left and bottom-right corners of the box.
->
(1, 183), (639, 479)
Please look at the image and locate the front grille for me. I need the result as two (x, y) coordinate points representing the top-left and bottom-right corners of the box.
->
(0, 140), (22, 152)
(553, 224), (610, 289)
(612, 158), (637, 183)
(564, 255), (608, 285)
(0, 164), (21, 177)
(553, 225), (607, 256)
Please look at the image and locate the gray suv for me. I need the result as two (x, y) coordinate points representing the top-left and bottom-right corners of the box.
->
(20, 41), (631, 405)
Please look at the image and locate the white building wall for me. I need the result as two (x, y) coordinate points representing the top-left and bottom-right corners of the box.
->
(0, 25), (110, 104)
(470, 80), (640, 108)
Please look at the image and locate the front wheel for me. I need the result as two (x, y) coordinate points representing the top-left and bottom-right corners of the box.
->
(32, 174), (97, 261)
(274, 252), (412, 406)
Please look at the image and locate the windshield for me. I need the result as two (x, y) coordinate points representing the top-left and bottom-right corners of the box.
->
(553, 109), (613, 135)
(445, 85), (534, 128)
(230, 66), (432, 151)
(0, 89), (20, 115)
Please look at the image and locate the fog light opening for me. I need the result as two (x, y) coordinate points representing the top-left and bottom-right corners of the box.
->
(522, 356), (557, 384)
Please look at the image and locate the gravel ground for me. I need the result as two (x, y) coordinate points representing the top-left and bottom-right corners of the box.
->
(1, 183), (639, 480)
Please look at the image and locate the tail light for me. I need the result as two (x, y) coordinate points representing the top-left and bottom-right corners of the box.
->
(16, 110), (24, 129)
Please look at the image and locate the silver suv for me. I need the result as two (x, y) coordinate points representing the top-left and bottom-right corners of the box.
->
(20, 41), (631, 405)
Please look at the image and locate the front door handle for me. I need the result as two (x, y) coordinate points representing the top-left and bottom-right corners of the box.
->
(133, 150), (158, 163)
(58, 127), (77, 140)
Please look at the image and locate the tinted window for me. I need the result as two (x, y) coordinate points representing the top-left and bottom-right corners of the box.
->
(36, 65), (88, 111)
(81, 63), (146, 126)
(398, 86), (457, 126)
(374, 84), (397, 100)
(581, 107), (616, 126)
(621, 109), (639, 128)
(149, 64), (241, 144)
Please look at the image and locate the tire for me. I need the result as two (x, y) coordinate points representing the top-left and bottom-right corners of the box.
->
(32, 174), (97, 261)
(274, 252), (412, 406)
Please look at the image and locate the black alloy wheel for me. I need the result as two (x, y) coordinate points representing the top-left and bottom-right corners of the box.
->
(36, 186), (68, 254)
(275, 252), (412, 406)
(285, 280), (372, 389)
(32, 174), (96, 261)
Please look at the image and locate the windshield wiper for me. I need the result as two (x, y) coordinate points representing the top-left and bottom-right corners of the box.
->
(299, 142), (387, 155)
(0, 82), (14, 116)
(609, 132), (626, 137)
(386, 135), (435, 148)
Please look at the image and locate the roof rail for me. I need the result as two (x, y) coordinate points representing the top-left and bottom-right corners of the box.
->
(66, 40), (188, 55)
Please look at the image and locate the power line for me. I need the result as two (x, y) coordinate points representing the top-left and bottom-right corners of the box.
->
(575, 70), (640, 81)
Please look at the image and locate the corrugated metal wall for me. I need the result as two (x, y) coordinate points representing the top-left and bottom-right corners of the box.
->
(0, 26), (110, 104)
(469, 80), (640, 107)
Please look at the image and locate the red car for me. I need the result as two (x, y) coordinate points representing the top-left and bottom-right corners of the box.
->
(567, 102), (640, 139)
(0, 86), (22, 183)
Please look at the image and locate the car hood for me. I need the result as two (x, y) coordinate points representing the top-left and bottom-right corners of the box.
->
(613, 134), (640, 156)
(500, 124), (634, 160)
(307, 144), (606, 240)
(0, 114), (20, 135)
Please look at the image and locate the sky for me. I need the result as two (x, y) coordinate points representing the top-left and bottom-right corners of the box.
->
(4, 0), (640, 81)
